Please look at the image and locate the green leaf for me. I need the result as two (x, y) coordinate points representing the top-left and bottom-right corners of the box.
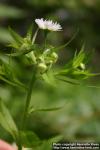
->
(56, 74), (100, 89)
(26, 24), (34, 41)
(73, 46), (85, 68)
(56, 46), (95, 81)
(6, 44), (37, 57)
(20, 131), (41, 147)
(6, 49), (32, 57)
(84, 49), (95, 64)
(28, 106), (63, 114)
(0, 75), (27, 90)
(37, 135), (62, 150)
(9, 27), (24, 46)
(0, 55), (27, 89)
(51, 29), (78, 52)
(8, 42), (20, 49)
(0, 99), (18, 139)
(42, 73), (56, 87)
(56, 75), (79, 85)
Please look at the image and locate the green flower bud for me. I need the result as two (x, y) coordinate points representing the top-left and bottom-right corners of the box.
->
(20, 38), (31, 51)
(51, 52), (58, 63)
(49, 60), (53, 64)
(80, 63), (85, 70)
(38, 63), (47, 73)
(44, 49), (51, 55)
(46, 60), (53, 69)
(20, 43), (29, 51)
(26, 51), (36, 64)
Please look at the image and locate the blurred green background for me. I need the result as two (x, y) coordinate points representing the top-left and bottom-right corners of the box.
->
(0, 0), (100, 144)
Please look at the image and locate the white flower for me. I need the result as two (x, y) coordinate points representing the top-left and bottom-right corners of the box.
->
(35, 18), (62, 31)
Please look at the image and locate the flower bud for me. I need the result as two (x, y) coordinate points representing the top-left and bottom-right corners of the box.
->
(80, 63), (85, 70)
(20, 38), (31, 51)
(38, 63), (47, 73)
(20, 43), (29, 51)
(49, 60), (53, 64)
(51, 52), (58, 63)
(26, 51), (36, 64)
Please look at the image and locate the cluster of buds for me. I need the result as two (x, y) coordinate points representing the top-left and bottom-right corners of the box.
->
(20, 38), (31, 51)
(27, 48), (58, 74)
(37, 49), (58, 73)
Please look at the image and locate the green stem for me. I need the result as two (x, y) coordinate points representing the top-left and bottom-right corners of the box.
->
(16, 132), (22, 150)
(32, 28), (39, 44)
(22, 67), (37, 129)
(18, 143), (22, 150)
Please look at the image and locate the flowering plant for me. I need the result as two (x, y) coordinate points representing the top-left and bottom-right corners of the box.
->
(0, 18), (97, 150)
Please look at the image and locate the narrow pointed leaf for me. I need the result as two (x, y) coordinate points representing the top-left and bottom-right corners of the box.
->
(28, 106), (63, 114)
(51, 29), (79, 52)
(0, 75), (27, 90)
(26, 24), (34, 41)
(0, 99), (18, 139)
(6, 49), (33, 57)
(6, 44), (37, 57)
(20, 131), (41, 147)
(73, 49), (85, 68)
(56, 75), (79, 85)
(37, 135), (62, 150)
(9, 27), (24, 45)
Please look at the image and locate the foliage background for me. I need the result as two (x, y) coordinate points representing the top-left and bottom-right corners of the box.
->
(0, 0), (100, 144)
